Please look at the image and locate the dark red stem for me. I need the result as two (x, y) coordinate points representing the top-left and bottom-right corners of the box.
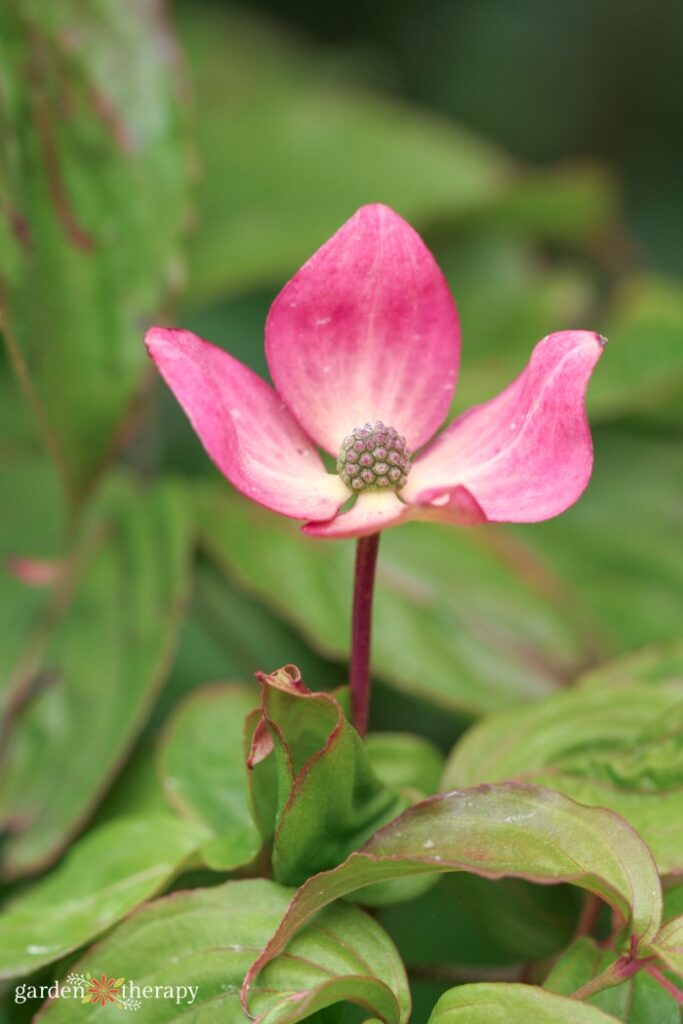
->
(349, 532), (381, 736)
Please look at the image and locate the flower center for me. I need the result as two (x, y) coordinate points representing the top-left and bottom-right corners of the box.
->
(337, 422), (411, 493)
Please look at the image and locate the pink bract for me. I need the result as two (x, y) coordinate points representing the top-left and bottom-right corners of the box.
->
(146, 204), (604, 540)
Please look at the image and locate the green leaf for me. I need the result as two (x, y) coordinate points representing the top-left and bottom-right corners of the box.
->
(465, 162), (617, 244)
(159, 683), (262, 871)
(443, 678), (683, 873)
(650, 915), (683, 978)
(578, 639), (683, 691)
(178, 4), (616, 306)
(244, 784), (662, 1000)
(439, 875), (581, 960)
(664, 882), (683, 921)
(92, 741), (170, 825)
(516, 430), (683, 653)
(545, 937), (680, 1022)
(0, 458), (64, 720)
(152, 560), (346, 732)
(0, 1), (190, 498)
(255, 667), (405, 886)
(440, 236), (595, 416)
(177, 4), (508, 305)
(443, 244), (683, 433)
(35, 878), (410, 1023)
(378, 874), (579, 967)
(196, 487), (587, 718)
(0, 476), (192, 877)
(365, 732), (444, 798)
(587, 275), (683, 422)
(427, 983), (623, 1023)
(0, 816), (206, 979)
(437, 242), (683, 435)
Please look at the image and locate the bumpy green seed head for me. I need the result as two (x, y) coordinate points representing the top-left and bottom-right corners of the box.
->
(337, 422), (411, 493)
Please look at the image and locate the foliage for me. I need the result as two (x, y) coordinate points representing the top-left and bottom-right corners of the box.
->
(0, 2), (681, 1022)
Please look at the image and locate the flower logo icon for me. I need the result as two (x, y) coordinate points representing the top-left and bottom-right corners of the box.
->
(86, 975), (123, 1007)
(65, 971), (141, 1010)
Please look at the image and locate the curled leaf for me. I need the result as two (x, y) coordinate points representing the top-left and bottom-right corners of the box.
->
(242, 783), (662, 1010)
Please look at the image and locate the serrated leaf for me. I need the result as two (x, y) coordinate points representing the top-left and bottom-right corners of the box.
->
(427, 983), (622, 1023)
(243, 784), (662, 1003)
(0, 816), (206, 979)
(443, 679), (683, 873)
(254, 667), (405, 886)
(545, 936), (680, 1022)
(34, 879), (410, 1023)
(158, 683), (261, 871)
(0, 476), (192, 877)
(0, 2), (190, 498)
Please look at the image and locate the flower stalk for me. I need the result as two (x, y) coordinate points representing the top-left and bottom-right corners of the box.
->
(349, 532), (381, 735)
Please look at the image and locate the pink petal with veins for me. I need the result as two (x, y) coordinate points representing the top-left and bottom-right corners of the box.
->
(405, 331), (605, 523)
(266, 204), (460, 455)
(146, 328), (347, 521)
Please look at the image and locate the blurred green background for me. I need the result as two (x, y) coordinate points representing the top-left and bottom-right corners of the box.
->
(1, 1), (682, 1018)
(245, 0), (683, 274)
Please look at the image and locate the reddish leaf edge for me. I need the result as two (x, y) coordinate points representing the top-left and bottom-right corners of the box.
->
(241, 781), (663, 1015)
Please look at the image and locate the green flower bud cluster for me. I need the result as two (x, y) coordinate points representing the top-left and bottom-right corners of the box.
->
(337, 422), (411, 493)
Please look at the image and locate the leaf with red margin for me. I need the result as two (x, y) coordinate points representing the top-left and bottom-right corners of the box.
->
(442, 678), (683, 874)
(427, 983), (623, 1022)
(34, 879), (411, 1024)
(650, 915), (683, 978)
(545, 936), (680, 1022)
(241, 784), (663, 1012)
(251, 666), (406, 886)
(0, 0), (191, 499)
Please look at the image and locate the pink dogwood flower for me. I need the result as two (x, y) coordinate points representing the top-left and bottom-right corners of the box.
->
(146, 204), (604, 539)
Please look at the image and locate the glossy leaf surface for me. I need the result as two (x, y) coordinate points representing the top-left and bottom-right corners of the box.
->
(428, 983), (622, 1023)
(244, 784), (662, 1004)
(36, 879), (410, 1023)
(444, 678), (683, 873)
(545, 936), (680, 1022)
(0, 816), (205, 979)
(0, 1), (189, 497)
(255, 667), (405, 886)
(159, 684), (261, 870)
(0, 477), (192, 877)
